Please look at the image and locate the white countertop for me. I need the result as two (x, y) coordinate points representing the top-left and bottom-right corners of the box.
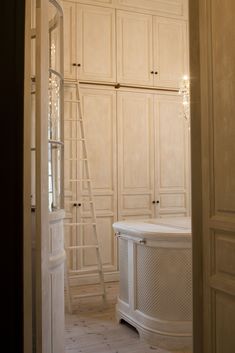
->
(113, 217), (191, 241)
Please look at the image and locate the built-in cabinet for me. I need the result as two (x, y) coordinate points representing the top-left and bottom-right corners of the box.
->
(63, 2), (116, 82)
(62, 0), (190, 281)
(117, 90), (154, 219)
(64, 86), (190, 279)
(117, 12), (188, 88)
(118, 89), (190, 220)
(63, 0), (188, 88)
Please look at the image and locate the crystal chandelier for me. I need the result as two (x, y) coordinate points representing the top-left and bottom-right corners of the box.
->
(179, 75), (190, 122)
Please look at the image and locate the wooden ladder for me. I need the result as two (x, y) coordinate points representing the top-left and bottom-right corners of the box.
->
(64, 78), (106, 313)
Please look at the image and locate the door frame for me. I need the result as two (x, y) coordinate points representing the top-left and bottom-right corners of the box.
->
(24, 0), (33, 352)
(23, 0), (205, 352)
(189, 0), (203, 352)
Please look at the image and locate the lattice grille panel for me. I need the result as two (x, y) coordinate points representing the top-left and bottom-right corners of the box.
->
(119, 238), (129, 303)
(136, 245), (192, 321)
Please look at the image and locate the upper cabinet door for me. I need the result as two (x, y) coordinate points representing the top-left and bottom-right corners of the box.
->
(77, 4), (116, 82)
(117, 11), (153, 86)
(63, 1), (76, 79)
(153, 17), (188, 89)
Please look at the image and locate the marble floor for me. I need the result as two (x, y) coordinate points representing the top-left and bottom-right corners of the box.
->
(65, 282), (191, 353)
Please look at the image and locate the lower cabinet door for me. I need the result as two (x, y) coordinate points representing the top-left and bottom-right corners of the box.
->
(117, 89), (155, 220)
(64, 86), (118, 282)
(154, 92), (190, 217)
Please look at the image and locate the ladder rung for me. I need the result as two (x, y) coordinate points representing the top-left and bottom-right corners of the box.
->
(64, 138), (85, 141)
(67, 200), (94, 204)
(69, 179), (91, 182)
(64, 119), (84, 122)
(66, 245), (98, 250)
(64, 222), (96, 226)
(73, 292), (105, 299)
(69, 269), (101, 275)
(64, 99), (80, 103)
(65, 158), (88, 161)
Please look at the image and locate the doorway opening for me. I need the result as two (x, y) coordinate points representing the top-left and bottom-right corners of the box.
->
(26, 0), (194, 352)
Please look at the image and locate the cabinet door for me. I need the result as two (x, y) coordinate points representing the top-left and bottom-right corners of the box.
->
(77, 5), (116, 82)
(64, 87), (117, 277)
(117, 90), (154, 220)
(63, 1), (76, 79)
(79, 87), (117, 273)
(154, 93), (190, 217)
(117, 11), (154, 86)
(153, 17), (188, 89)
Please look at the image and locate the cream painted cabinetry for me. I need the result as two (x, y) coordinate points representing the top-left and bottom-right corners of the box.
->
(64, 86), (118, 281)
(63, 1), (188, 88)
(116, 11), (153, 86)
(117, 90), (155, 219)
(63, 1), (76, 79)
(153, 17), (188, 88)
(117, 89), (190, 220)
(64, 86), (190, 281)
(63, 2), (116, 82)
(63, 0), (190, 283)
(154, 93), (190, 217)
(117, 10), (188, 88)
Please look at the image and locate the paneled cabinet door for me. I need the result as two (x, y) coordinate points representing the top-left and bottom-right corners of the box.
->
(117, 90), (155, 220)
(63, 1), (76, 79)
(153, 17), (188, 89)
(77, 5), (116, 82)
(79, 87), (118, 272)
(154, 93), (190, 217)
(117, 11), (154, 86)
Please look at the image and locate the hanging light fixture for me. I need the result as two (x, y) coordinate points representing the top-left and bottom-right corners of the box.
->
(179, 75), (190, 122)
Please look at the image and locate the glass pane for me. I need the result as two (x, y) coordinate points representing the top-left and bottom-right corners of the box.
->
(49, 2), (61, 73)
(48, 142), (62, 212)
(48, 71), (62, 141)
(48, 0), (63, 212)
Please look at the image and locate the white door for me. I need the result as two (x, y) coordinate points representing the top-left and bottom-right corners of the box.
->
(77, 4), (116, 82)
(63, 1), (76, 79)
(117, 89), (154, 220)
(193, 0), (235, 352)
(154, 92), (190, 217)
(117, 11), (154, 86)
(153, 17), (188, 89)
(35, 1), (65, 352)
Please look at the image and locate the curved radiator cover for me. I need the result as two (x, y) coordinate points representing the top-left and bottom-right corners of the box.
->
(113, 217), (192, 350)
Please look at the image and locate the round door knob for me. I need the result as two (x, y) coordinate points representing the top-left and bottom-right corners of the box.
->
(150, 71), (154, 74)
(155, 71), (158, 75)
(72, 63), (77, 66)
(78, 203), (82, 207)
(73, 203), (77, 207)
(77, 63), (81, 67)
(156, 200), (160, 204)
(152, 201), (156, 204)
